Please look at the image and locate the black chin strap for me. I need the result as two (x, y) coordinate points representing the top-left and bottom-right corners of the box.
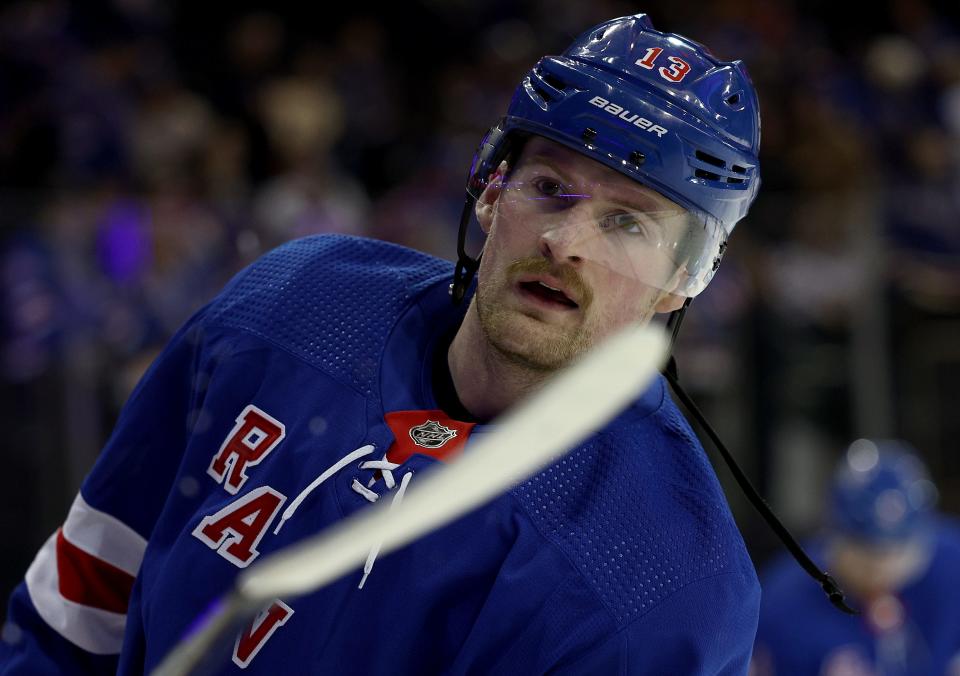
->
(452, 196), (481, 305)
(662, 302), (858, 615)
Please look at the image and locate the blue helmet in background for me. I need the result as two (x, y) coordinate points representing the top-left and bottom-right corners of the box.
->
(830, 439), (939, 545)
(463, 13), (761, 298)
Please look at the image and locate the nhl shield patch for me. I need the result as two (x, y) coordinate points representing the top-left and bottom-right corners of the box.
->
(384, 411), (475, 464)
(409, 420), (458, 449)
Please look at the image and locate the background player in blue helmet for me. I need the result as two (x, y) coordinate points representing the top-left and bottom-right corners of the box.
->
(1, 14), (764, 676)
(751, 440), (960, 676)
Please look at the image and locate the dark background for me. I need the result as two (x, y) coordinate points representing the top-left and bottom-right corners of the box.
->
(2, 0), (959, 609)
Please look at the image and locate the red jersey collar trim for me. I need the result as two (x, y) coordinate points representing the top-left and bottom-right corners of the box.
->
(384, 410), (476, 464)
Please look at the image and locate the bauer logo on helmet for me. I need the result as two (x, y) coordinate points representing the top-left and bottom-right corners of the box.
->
(587, 96), (668, 137)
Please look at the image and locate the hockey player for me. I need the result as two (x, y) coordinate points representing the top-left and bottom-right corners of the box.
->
(1, 14), (764, 675)
(751, 440), (960, 676)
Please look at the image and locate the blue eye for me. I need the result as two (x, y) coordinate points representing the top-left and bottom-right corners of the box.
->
(601, 213), (647, 233)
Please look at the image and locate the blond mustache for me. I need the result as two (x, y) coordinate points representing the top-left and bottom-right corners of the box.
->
(506, 257), (593, 310)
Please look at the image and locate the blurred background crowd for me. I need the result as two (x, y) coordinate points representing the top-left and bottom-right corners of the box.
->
(1, 0), (958, 605)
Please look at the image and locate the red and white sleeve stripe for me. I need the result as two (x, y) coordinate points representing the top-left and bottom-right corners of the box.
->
(24, 492), (147, 654)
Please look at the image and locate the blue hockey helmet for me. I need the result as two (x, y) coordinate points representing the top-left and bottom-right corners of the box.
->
(461, 13), (761, 299)
(830, 439), (938, 545)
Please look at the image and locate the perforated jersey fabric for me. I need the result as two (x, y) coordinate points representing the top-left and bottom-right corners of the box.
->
(207, 235), (451, 398)
(1, 235), (760, 675)
(514, 402), (752, 626)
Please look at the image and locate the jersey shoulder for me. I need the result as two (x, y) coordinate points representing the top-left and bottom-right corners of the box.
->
(513, 375), (758, 628)
(205, 235), (453, 396)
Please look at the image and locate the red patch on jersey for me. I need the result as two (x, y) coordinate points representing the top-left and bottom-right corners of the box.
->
(55, 529), (135, 614)
(384, 410), (476, 464)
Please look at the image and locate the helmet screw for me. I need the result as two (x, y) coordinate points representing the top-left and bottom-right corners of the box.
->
(630, 150), (646, 165)
(582, 127), (598, 142)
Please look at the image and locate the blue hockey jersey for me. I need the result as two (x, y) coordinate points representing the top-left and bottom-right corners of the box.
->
(1, 235), (760, 675)
(751, 522), (960, 676)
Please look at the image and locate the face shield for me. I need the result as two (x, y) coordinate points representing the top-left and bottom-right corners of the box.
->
(471, 155), (727, 298)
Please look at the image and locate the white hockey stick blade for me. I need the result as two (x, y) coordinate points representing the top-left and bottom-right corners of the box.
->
(239, 322), (667, 600)
(152, 322), (668, 676)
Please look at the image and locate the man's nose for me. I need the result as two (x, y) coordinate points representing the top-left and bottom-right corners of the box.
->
(537, 211), (595, 265)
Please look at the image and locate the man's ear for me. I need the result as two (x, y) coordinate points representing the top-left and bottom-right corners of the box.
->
(475, 161), (509, 234)
(654, 292), (687, 313)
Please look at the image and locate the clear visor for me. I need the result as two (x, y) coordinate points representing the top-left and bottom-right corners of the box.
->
(476, 169), (726, 297)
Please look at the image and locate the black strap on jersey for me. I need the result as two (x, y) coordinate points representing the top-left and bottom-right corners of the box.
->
(663, 301), (858, 615)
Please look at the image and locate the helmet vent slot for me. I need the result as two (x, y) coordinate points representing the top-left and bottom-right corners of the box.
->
(693, 150), (749, 184)
(530, 67), (565, 103)
(541, 71), (567, 92)
(728, 165), (747, 184)
(530, 79), (552, 103)
(695, 150), (725, 168)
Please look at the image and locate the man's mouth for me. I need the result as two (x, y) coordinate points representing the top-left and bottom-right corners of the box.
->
(517, 280), (579, 310)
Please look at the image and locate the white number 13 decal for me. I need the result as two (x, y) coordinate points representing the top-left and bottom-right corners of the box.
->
(635, 47), (692, 83)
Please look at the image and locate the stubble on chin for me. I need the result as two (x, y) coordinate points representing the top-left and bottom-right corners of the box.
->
(475, 257), (593, 372)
